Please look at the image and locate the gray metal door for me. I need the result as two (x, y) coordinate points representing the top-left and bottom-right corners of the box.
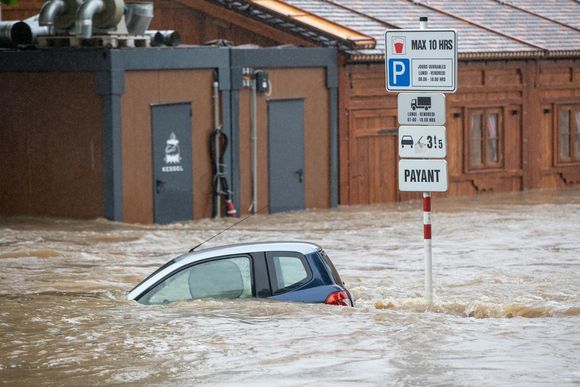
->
(151, 103), (193, 224)
(268, 99), (305, 213)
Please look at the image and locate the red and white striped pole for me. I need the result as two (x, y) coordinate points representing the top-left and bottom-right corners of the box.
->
(423, 192), (433, 304)
(419, 17), (433, 305)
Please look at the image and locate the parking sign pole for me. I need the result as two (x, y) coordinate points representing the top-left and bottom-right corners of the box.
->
(419, 17), (434, 305)
(423, 192), (433, 304)
(389, 16), (456, 305)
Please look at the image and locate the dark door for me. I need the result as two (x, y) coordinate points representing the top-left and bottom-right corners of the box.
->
(268, 99), (305, 213)
(151, 103), (193, 224)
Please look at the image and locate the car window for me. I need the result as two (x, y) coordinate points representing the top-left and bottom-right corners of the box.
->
(270, 253), (310, 293)
(319, 250), (343, 285)
(139, 256), (253, 305)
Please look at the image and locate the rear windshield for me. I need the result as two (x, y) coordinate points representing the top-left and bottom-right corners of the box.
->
(319, 250), (343, 285)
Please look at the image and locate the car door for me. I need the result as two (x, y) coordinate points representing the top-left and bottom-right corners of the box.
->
(137, 255), (254, 305)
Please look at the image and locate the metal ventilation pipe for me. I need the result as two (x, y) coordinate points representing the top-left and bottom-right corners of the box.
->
(76, 0), (125, 39)
(0, 16), (50, 46)
(0, 21), (22, 46)
(39, 0), (83, 34)
(76, 0), (105, 39)
(24, 15), (50, 42)
(39, 0), (65, 34)
(125, 2), (153, 35)
(147, 30), (179, 47)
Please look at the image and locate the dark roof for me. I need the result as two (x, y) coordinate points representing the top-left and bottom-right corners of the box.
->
(289, 0), (541, 60)
(205, 0), (580, 61)
(508, 0), (580, 30)
(420, 0), (580, 56)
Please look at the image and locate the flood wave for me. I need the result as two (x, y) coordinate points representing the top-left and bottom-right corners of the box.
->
(374, 298), (580, 319)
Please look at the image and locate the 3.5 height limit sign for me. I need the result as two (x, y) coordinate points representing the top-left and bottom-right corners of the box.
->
(385, 29), (457, 92)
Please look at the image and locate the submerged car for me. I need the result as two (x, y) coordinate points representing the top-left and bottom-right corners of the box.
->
(128, 241), (354, 306)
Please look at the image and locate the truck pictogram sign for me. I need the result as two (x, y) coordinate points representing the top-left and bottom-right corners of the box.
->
(398, 93), (446, 126)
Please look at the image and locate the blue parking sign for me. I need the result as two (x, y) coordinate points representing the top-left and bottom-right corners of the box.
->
(388, 59), (410, 87)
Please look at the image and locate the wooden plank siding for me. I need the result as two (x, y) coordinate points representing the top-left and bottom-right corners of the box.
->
(536, 59), (580, 187)
(0, 72), (104, 218)
(339, 59), (580, 205)
(237, 68), (331, 216)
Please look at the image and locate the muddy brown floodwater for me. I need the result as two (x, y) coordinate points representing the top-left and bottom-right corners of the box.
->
(1, 188), (579, 386)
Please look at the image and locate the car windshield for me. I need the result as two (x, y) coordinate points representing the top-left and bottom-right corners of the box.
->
(128, 257), (178, 294)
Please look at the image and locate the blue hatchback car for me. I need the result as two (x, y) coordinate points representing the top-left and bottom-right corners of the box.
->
(128, 242), (354, 307)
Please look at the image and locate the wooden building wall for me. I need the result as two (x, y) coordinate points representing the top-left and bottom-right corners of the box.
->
(535, 59), (580, 187)
(0, 72), (104, 218)
(237, 67), (331, 215)
(339, 58), (580, 205)
(3, 1), (578, 209)
(0, 1), (43, 20)
(121, 66), (332, 223)
(121, 69), (215, 223)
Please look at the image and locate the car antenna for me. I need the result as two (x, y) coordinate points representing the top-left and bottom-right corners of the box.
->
(189, 206), (268, 252)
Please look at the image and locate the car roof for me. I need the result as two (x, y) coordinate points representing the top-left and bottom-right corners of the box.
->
(182, 241), (322, 261)
(127, 241), (322, 300)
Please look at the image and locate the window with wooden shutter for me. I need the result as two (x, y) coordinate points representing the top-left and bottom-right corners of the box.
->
(556, 105), (580, 164)
(466, 108), (504, 171)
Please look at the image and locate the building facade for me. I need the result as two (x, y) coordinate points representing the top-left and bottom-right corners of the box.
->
(2, 0), (579, 221)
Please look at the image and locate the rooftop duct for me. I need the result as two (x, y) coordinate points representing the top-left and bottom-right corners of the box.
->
(76, 0), (125, 39)
(39, 0), (83, 34)
(147, 30), (179, 47)
(125, 2), (153, 35)
(0, 16), (50, 46)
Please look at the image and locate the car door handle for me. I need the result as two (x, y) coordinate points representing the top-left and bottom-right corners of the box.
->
(295, 169), (304, 183)
(155, 179), (166, 194)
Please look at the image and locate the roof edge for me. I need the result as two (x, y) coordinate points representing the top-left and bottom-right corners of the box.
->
(250, 0), (375, 48)
(344, 49), (580, 63)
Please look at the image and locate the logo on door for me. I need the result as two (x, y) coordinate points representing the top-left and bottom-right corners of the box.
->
(162, 132), (184, 172)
